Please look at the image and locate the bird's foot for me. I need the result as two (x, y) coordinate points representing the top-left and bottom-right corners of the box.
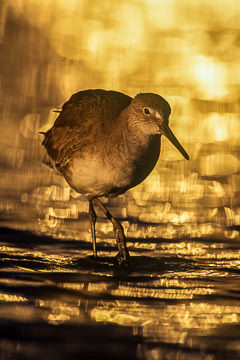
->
(92, 254), (99, 261)
(86, 254), (99, 264)
(115, 250), (130, 268)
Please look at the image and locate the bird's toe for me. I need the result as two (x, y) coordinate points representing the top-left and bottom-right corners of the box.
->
(115, 250), (130, 268)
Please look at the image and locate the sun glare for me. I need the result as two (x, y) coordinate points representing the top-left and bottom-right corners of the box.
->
(193, 56), (227, 99)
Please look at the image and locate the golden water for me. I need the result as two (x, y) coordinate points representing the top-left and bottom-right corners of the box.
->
(1, 1), (240, 359)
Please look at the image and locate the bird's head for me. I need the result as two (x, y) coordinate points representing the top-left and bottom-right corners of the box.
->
(131, 93), (189, 160)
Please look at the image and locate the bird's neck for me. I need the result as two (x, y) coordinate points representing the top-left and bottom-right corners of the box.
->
(115, 108), (160, 157)
(126, 108), (157, 145)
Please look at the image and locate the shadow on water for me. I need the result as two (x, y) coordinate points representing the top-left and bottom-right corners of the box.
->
(0, 226), (203, 275)
(0, 320), (141, 360)
(1, 227), (240, 360)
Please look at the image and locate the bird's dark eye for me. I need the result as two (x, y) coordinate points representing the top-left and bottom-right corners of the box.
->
(143, 107), (151, 115)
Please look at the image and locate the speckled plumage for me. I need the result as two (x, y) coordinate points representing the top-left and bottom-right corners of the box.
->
(42, 89), (189, 265)
(43, 90), (131, 171)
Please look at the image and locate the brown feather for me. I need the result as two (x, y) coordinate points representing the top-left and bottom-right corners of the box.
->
(42, 89), (132, 170)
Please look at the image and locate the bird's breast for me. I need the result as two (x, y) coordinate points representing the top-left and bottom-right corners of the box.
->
(60, 135), (161, 198)
(62, 152), (132, 197)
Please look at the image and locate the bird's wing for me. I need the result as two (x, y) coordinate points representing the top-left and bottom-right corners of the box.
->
(42, 89), (132, 170)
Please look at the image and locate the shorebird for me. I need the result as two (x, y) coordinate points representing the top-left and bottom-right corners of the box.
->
(41, 89), (189, 265)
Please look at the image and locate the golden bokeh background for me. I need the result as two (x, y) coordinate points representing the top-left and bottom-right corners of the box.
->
(1, 1), (240, 359)
(1, 0), (240, 236)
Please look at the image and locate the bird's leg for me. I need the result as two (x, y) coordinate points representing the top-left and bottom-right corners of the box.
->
(89, 199), (97, 259)
(94, 198), (130, 265)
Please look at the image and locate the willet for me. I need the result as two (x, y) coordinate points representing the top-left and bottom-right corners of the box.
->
(42, 89), (189, 265)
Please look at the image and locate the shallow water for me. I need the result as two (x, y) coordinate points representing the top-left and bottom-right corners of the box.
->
(1, 1), (240, 359)
(1, 128), (240, 360)
(1, 181), (240, 360)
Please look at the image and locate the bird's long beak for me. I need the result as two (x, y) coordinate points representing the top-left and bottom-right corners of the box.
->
(161, 124), (189, 160)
